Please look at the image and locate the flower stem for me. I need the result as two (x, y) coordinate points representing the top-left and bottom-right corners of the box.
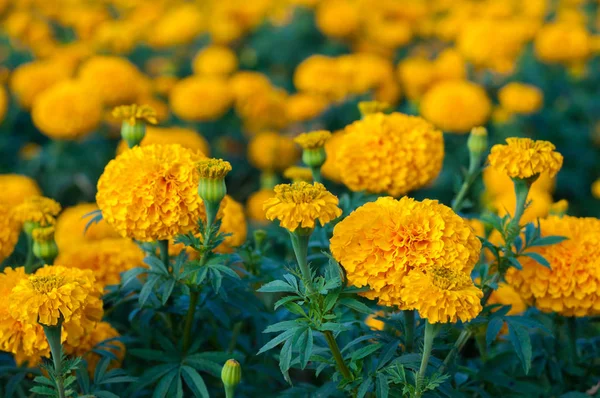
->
(324, 330), (353, 381)
(567, 317), (578, 365)
(289, 231), (315, 293)
(43, 321), (65, 398)
(416, 321), (439, 398)
(183, 290), (200, 353)
(224, 385), (236, 398)
(24, 233), (35, 274)
(404, 310), (415, 352)
(452, 160), (479, 213)
(158, 240), (169, 268)
(310, 167), (322, 184)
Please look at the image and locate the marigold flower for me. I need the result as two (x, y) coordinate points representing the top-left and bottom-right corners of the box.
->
(229, 71), (272, 104)
(284, 167), (313, 183)
(397, 57), (435, 101)
(336, 112), (443, 196)
(247, 189), (275, 223)
(0, 85), (7, 124)
(365, 312), (385, 331)
(294, 130), (331, 150)
(0, 174), (41, 208)
(192, 45), (238, 76)
(78, 56), (143, 106)
(402, 267), (483, 323)
(483, 164), (555, 198)
(55, 239), (144, 288)
(96, 144), (205, 242)
(9, 265), (103, 346)
(498, 83), (544, 115)
(420, 80), (491, 133)
(236, 87), (289, 134)
(248, 132), (299, 172)
(112, 104), (157, 126)
(147, 4), (204, 48)
(170, 76), (233, 122)
(315, 0), (359, 39)
(64, 321), (124, 375)
(32, 80), (103, 140)
(592, 179), (600, 199)
(10, 60), (72, 109)
(488, 138), (563, 180)
(506, 216), (600, 316)
(331, 197), (481, 308)
(54, 203), (119, 250)
(0, 267), (49, 366)
(285, 93), (328, 123)
(321, 130), (346, 183)
(263, 182), (341, 232)
(0, 202), (20, 263)
(535, 22), (591, 64)
(117, 126), (210, 156)
(197, 158), (232, 179)
(13, 196), (61, 229)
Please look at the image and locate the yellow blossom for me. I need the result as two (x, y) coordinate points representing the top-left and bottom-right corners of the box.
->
(294, 130), (331, 149)
(263, 182), (342, 232)
(0, 202), (20, 263)
(117, 126), (210, 156)
(247, 189), (275, 224)
(10, 60), (72, 109)
(78, 56), (144, 106)
(498, 83), (544, 115)
(64, 321), (124, 376)
(170, 76), (233, 122)
(13, 196), (61, 228)
(535, 22), (591, 65)
(197, 158), (232, 179)
(192, 45), (238, 76)
(248, 132), (299, 172)
(285, 93), (329, 123)
(284, 167), (313, 183)
(112, 104), (157, 126)
(0, 174), (41, 208)
(488, 138), (563, 180)
(54, 203), (120, 250)
(592, 179), (600, 199)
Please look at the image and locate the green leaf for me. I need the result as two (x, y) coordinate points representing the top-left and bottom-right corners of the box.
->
(506, 321), (532, 374)
(30, 386), (56, 396)
(139, 275), (160, 306)
(209, 268), (223, 292)
(284, 302), (307, 317)
(145, 256), (169, 276)
(521, 252), (551, 269)
(300, 328), (313, 370)
(338, 298), (372, 314)
(93, 392), (120, 398)
(152, 369), (178, 398)
(161, 279), (176, 305)
(348, 343), (383, 362)
(210, 264), (241, 280)
(486, 317), (504, 347)
(377, 340), (400, 370)
(376, 373), (390, 398)
(357, 377), (373, 398)
(183, 356), (222, 377)
(258, 328), (297, 355)
(279, 338), (293, 384)
(507, 256), (522, 270)
(129, 349), (173, 362)
(257, 280), (296, 293)
(181, 366), (209, 398)
(529, 235), (568, 247)
(264, 320), (301, 334)
(274, 295), (302, 310)
(319, 322), (349, 332)
(121, 267), (146, 288)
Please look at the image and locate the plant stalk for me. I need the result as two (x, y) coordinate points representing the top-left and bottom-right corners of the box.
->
(310, 167), (322, 184)
(183, 290), (200, 353)
(324, 330), (353, 381)
(24, 233), (35, 273)
(43, 321), (65, 398)
(567, 317), (578, 365)
(158, 240), (169, 268)
(416, 321), (438, 398)
(404, 310), (415, 352)
(289, 231), (315, 293)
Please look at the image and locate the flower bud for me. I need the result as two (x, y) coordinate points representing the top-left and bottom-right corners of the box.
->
(221, 359), (242, 397)
(294, 130), (331, 169)
(302, 148), (327, 168)
(358, 101), (391, 117)
(197, 158), (232, 227)
(467, 126), (488, 158)
(32, 226), (58, 264)
(121, 121), (146, 149)
(112, 104), (157, 149)
(253, 229), (267, 249)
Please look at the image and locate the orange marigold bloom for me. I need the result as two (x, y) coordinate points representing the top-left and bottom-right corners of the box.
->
(10, 60), (72, 109)
(498, 83), (544, 115)
(506, 216), (600, 317)
(330, 197), (481, 308)
(96, 144), (206, 242)
(192, 45), (238, 76)
(54, 203), (120, 250)
(78, 56), (144, 106)
(247, 189), (275, 224)
(248, 132), (299, 172)
(488, 138), (563, 180)
(170, 76), (233, 122)
(0, 174), (41, 208)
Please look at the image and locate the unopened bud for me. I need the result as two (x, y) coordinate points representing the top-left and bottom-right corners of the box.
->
(467, 127), (488, 158)
(221, 359), (242, 397)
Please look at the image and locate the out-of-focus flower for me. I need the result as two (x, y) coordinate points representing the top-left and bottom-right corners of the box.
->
(0, 202), (20, 263)
(283, 167), (313, 183)
(229, 71), (272, 104)
(78, 56), (144, 106)
(9, 265), (103, 347)
(592, 179), (600, 199)
(55, 239), (144, 288)
(0, 174), (41, 208)
(487, 282), (527, 316)
(402, 266), (483, 323)
(147, 4), (204, 48)
(420, 80), (491, 133)
(217, 196), (248, 253)
(64, 321), (124, 376)
(112, 104), (157, 126)
(10, 60), (72, 109)
(331, 197), (481, 308)
(13, 196), (61, 230)
(54, 203), (120, 250)
(498, 83), (544, 115)
(506, 216), (600, 316)
(397, 57), (435, 100)
(315, 0), (360, 39)
(365, 312), (385, 331)
(97, 144), (205, 242)
(535, 22), (592, 65)
(263, 182), (342, 232)
(488, 138), (563, 180)
(248, 132), (299, 172)
(236, 86), (289, 134)
(170, 76), (233, 122)
(483, 167), (555, 198)
(117, 126), (210, 156)
(336, 112), (444, 196)
(247, 189), (275, 224)
(192, 45), (238, 77)
(285, 93), (329, 123)
(321, 130), (346, 183)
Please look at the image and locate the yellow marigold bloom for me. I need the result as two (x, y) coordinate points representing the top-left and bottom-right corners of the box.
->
(248, 132), (299, 172)
(263, 182), (342, 232)
(284, 167), (313, 183)
(488, 282), (527, 316)
(117, 126), (210, 156)
(336, 112), (443, 197)
(491, 188), (553, 224)
(402, 267), (483, 323)
(10, 60), (72, 109)
(97, 144), (205, 242)
(32, 80), (103, 140)
(330, 197), (481, 308)
(217, 196), (248, 253)
(13, 196), (61, 228)
(285, 93), (328, 123)
(0, 202), (20, 263)
(549, 199), (569, 216)
(498, 83), (544, 115)
(147, 4), (204, 48)
(229, 71), (272, 104)
(433, 49), (467, 82)
(170, 76), (233, 122)
(78, 56), (144, 106)
(54, 203), (119, 250)
(0, 174), (41, 208)
(64, 321), (124, 375)
(315, 0), (360, 39)
(247, 189), (275, 224)
(483, 163), (556, 198)
(197, 158), (232, 179)
(236, 86), (289, 134)
(321, 130), (346, 183)
(506, 216), (600, 317)
(592, 179), (600, 199)
(420, 80), (491, 134)
(488, 138), (564, 180)
(294, 130), (331, 149)
(0, 267), (49, 366)
(112, 104), (157, 126)
(192, 45), (238, 76)
(535, 22), (591, 64)
(55, 238), (144, 288)
(9, 265), (103, 346)
(397, 57), (435, 100)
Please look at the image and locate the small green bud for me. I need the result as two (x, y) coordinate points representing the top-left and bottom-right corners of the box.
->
(197, 159), (232, 227)
(23, 221), (39, 236)
(467, 126), (488, 158)
(302, 147), (327, 168)
(253, 229), (267, 249)
(121, 121), (146, 149)
(221, 359), (241, 397)
(112, 104), (157, 149)
(33, 240), (58, 264)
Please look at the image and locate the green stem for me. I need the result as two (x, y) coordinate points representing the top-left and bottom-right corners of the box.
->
(506, 178), (531, 242)
(324, 330), (353, 381)
(567, 317), (578, 365)
(289, 231), (315, 293)
(416, 321), (439, 398)
(183, 290), (200, 353)
(24, 234), (35, 274)
(311, 167), (322, 184)
(474, 331), (487, 361)
(227, 322), (243, 354)
(43, 321), (65, 398)
(452, 160), (479, 213)
(404, 310), (415, 352)
(224, 385), (236, 398)
(158, 240), (169, 268)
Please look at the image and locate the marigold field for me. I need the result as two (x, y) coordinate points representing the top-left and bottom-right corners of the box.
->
(1, 0), (600, 397)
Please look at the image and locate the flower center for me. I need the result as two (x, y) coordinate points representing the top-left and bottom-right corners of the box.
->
(30, 275), (65, 294)
(275, 181), (326, 204)
(429, 267), (471, 291)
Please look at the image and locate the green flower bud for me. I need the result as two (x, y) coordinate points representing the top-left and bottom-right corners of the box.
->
(197, 158), (232, 227)
(221, 359), (242, 398)
(23, 221), (39, 236)
(467, 126), (488, 158)
(112, 104), (157, 149)
(32, 226), (58, 264)
(253, 229), (267, 249)
(121, 121), (146, 149)
(302, 147), (327, 168)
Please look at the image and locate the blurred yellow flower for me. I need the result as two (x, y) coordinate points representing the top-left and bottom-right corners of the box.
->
(170, 76), (233, 122)
(294, 130), (331, 149)
(487, 282), (527, 316)
(247, 189), (275, 224)
(248, 132), (299, 172)
(592, 179), (600, 199)
(285, 93), (328, 123)
(112, 104), (157, 126)
(13, 196), (61, 228)
(283, 166), (313, 183)
(54, 203), (120, 250)
(0, 174), (41, 208)
(64, 321), (124, 376)
(491, 188), (553, 224)
(10, 60), (72, 109)
(321, 130), (346, 183)
(315, 0), (360, 39)
(483, 167), (555, 198)
(148, 4), (204, 48)
(117, 126), (210, 156)
(263, 182), (342, 232)
(488, 138), (563, 180)
(535, 22), (592, 64)
(78, 56), (144, 106)
(192, 45), (238, 77)
(498, 83), (544, 115)
(0, 202), (20, 263)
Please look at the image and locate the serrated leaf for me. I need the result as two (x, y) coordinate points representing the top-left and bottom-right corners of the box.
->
(152, 369), (178, 398)
(121, 267), (146, 288)
(507, 321), (532, 374)
(284, 302), (307, 317)
(376, 373), (390, 398)
(521, 252), (551, 268)
(161, 279), (176, 305)
(210, 264), (240, 280)
(507, 256), (522, 270)
(258, 328), (297, 355)
(181, 366), (209, 398)
(529, 235), (568, 247)
(486, 317), (504, 347)
(30, 386), (57, 396)
(274, 295), (302, 310)
(338, 298), (372, 314)
(300, 328), (313, 370)
(138, 275), (160, 306)
(257, 280), (296, 293)
(183, 356), (222, 377)
(263, 320), (301, 334)
(279, 338), (293, 384)
(348, 343), (382, 362)
(377, 340), (400, 370)
(357, 377), (373, 398)
(145, 256), (169, 276)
